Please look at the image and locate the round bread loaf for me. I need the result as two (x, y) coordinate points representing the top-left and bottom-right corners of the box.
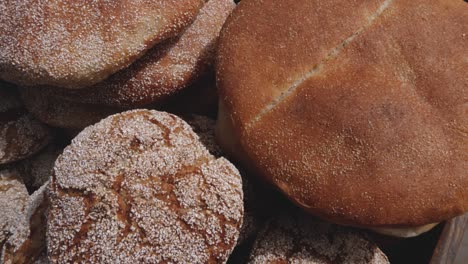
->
(47, 110), (243, 263)
(249, 214), (389, 263)
(216, 0), (468, 231)
(0, 0), (205, 88)
(0, 83), (52, 164)
(0, 169), (29, 249)
(1, 182), (48, 264)
(35, 0), (235, 107)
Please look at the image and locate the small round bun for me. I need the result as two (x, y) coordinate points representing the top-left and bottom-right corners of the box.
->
(0, 84), (52, 164)
(249, 214), (389, 263)
(41, 0), (235, 108)
(0, 169), (48, 264)
(0, 0), (205, 88)
(0, 169), (29, 247)
(216, 0), (468, 227)
(47, 110), (243, 263)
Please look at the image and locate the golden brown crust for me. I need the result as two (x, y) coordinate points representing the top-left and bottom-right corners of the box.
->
(0, 84), (52, 164)
(216, 0), (468, 227)
(19, 86), (120, 130)
(47, 110), (243, 263)
(0, 0), (205, 88)
(36, 0), (235, 107)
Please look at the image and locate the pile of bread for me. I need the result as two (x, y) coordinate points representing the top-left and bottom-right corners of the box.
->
(1, 0), (466, 263)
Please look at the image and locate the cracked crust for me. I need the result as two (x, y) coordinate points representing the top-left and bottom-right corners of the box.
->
(0, 83), (52, 164)
(249, 214), (389, 263)
(216, 0), (468, 227)
(42, 0), (235, 108)
(47, 110), (243, 263)
(0, 0), (205, 89)
(185, 115), (261, 245)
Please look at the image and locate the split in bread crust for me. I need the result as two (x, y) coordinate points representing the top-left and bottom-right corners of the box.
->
(216, 0), (468, 227)
(47, 110), (244, 263)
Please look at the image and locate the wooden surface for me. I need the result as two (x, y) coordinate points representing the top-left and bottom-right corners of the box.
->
(431, 214), (468, 264)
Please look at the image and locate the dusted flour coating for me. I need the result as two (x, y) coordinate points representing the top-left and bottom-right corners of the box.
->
(249, 214), (389, 264)
(0, 84), (52, 164)
(185, 115), (262, 245)
(17, 144), (63, 192)
(47, 110), (243, 263)
(0, 169), (29, 249)
(0, 167), (48, 264)
(0, 0), (205, 88)
(42, 0), (235, 108)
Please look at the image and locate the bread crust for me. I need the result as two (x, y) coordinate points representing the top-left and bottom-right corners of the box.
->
(0, 84), (52, 164)
(0, 0), (205, 88)
(32, 0), (235, 108)
(47, 110), (244, 263)
(216, 0), (468, 227)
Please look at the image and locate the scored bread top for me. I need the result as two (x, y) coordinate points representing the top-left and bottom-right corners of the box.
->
(216, 0), (468, 227)
(0, 0), (205, 89)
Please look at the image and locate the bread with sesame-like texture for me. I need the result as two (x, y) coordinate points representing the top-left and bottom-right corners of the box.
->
(47, 109), (244, 263)
(0, 0), (205, 89)
(16, 144), (62, 192)
(185, 115), (262, 245)
(31, 0), (235, 108)
(0, 169), (29, 250)
(248, 214), (389, 263)
(216, 0), (468, 232)
(1, 182), (48, 264)
(0, 83), (52, 164)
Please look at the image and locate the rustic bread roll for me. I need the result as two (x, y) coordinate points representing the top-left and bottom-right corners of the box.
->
(1, 183), (48, 264)
(0, 169), (29, 249)
(0, 0), (205, 89)
(47, 110), (243, 263)
(0, 83), (52, 164)
(39, 0), (235, 108)
(0, 169), (48, 264)
(216, 0), (468, 236)
(249, 214), (389, 263)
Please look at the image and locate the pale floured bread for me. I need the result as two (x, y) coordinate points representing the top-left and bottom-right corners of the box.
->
(36, 0), (235, 107)
(216, 0), (468, 230)
(249, 214), (389, 264)
(0, 169), (29, 249)
(1, 183), (48, 264)
(47, 110), (243, 263)
(0, 84), (52, 164)
(20, 86), (120, 130)
(0, 0), (205, 88)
